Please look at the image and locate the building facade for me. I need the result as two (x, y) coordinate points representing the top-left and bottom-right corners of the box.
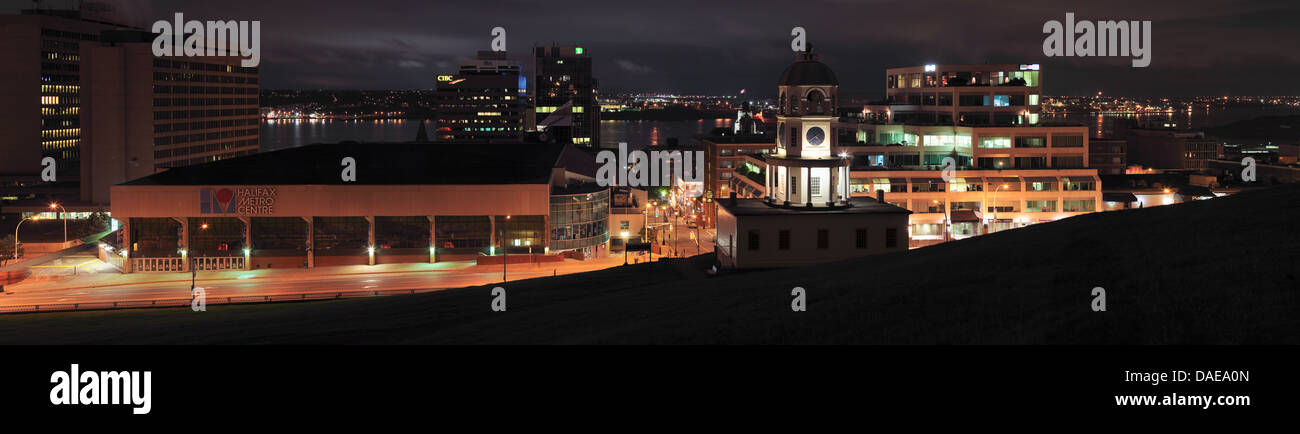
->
(108, 142), (607, 273)
(0, 8), (130, 205)
(533, 44), (600, 147)
(82, 30), (260, 206)
(434, 50), (525, 142)
(0, 9), (259, 211)
(874, 63), (1043, 126)
(716, 49), (911, 269)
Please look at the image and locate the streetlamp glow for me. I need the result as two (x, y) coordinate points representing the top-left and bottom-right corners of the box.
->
(49, 203), (67, 244)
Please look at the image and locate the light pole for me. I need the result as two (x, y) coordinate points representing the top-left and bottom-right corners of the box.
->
(501, 215), (511, 283)
(620, 232), (630, 266)
(990, 184), (1009, 233)
(49, 203), (67, 244)
(13, 215), (40, 261)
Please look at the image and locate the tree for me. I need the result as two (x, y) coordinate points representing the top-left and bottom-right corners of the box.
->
(0, 235), (15, 267)
(75, 209), (111, 239)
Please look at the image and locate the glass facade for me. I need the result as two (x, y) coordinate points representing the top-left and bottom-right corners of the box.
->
(550, 189), (610, 251)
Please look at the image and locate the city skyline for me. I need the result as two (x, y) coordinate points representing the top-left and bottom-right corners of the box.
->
(6, 0), (1299, 96)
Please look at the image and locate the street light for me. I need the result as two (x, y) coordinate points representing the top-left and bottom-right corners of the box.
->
(620, 231), (631, 266)
(49, 203), (67, 244)
(990, 183), (1010, 233)
(13, 215), (40, 261)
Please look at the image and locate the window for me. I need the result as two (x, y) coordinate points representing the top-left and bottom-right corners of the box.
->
(779, 230), (790, 250)
(1052, 156), (1085, 168)
(1063, 199), (1096, 212)
(1025, 200), (1057, 213)
(1015, 136), (1046, 148)
(979, 137), (1011, 149)
(619, 221), (629, 230)
(856, 228), (868, 249)
(748, 230), (760, 251)
(817, 229), (829, 249)
(1052, 135), (1084, 148)
(885, 228), (898, 249)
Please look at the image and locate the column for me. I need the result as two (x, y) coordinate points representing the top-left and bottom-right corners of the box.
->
(172, 217), (189, 272)
(843, 166), (851, 203)
(302, 216), (314, 268)
(764, 164), (771, 201)
(804, 167), (812, 207)
(829, 165), (838, 205)
(489, 215), (496, 256)
(783, 166), (791, 206)
(122, 219), (133, 274)
(238, 217), (252, 270)
(365, 216), (376, 266)
(427, 216), (437, 263)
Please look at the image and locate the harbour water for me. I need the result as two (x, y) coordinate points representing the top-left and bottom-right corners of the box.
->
(260, 107), (1300, 152)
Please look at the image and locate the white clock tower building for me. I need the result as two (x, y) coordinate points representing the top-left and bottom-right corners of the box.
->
(767, 48), (852, 208)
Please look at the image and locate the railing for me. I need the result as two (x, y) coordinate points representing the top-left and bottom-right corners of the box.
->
(0, 288), (440, 314)
(132, 257), (184, 273)
(193, 256), (246, 271)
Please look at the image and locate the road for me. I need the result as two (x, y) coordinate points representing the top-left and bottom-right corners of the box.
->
(0, 255), (636, 307)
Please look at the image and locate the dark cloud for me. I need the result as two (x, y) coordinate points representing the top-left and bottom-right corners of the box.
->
(10, 0), (1298, 95)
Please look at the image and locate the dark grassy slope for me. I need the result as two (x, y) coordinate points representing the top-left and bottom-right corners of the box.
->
(2, 184), (1298, 344)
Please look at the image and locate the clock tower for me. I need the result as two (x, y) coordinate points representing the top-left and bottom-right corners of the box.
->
(766, 47), (851, 208)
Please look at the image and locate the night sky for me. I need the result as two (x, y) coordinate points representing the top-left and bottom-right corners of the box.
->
(8, 0), (1300, 96)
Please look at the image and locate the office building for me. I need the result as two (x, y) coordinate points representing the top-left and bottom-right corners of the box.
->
(533, 44), (600, 147)
(0, 8), (132, 209)
(870, 63), (1043, 126)
(434, 50), (525, 142)
(0, 8), (259, 212)
(1123, 127), (1224, 170)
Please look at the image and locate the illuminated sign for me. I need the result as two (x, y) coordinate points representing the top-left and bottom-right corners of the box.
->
(436, 75), (455, 82)
(200, 187), (277, 215)
(575, 47), (585, 55)
(924, 64), (937, 72)
(1020, 64), (1041, 71)
(447, 78), (466, 85)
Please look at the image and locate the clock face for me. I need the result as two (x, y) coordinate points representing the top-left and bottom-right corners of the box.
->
(806, 127), (826, 146)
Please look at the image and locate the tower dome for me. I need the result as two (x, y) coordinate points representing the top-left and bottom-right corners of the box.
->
(778, 49), (839, 86)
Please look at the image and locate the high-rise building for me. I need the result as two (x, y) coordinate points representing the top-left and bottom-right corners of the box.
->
(81, 30), (261, 204)
(870, 63), (1044, 126)
(434, 51), (525, 142)
(0, 9), (260, 210)
(0, 8), (131, 202)
(533, 44), (600, 148)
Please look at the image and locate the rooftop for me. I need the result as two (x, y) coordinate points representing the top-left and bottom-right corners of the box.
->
(718, 197), (911, 217)
(122, 141), (573, 187)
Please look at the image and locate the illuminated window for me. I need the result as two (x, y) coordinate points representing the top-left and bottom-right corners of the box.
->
(978, 137), (1011, 149)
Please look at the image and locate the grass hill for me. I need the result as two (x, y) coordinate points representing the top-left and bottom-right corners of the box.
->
(1, 184), (1298, 344)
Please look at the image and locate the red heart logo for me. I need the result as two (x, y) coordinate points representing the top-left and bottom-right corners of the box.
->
(216, 189), (233, 204)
